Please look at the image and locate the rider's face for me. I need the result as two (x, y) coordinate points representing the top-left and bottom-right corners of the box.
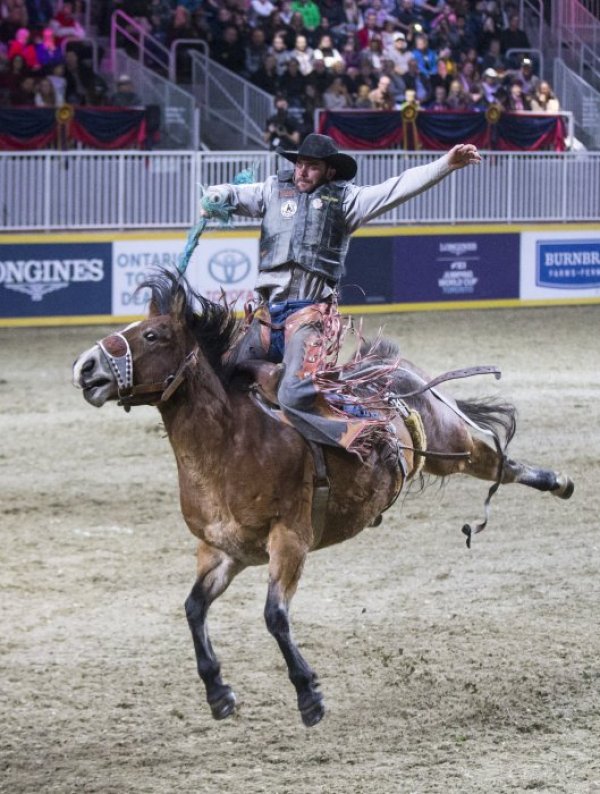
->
(294, 157), (335, 193)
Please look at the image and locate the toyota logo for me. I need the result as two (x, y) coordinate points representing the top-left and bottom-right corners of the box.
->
(208, 250), (251, 284)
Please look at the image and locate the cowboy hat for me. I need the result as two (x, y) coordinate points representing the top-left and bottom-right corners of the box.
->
(277, 133), (357, 181)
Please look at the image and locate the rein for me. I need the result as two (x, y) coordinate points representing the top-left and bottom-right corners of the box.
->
(97, 332), (198, 412)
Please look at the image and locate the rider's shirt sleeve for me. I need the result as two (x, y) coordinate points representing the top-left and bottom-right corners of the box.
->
(343, 154), (453, 233)
(205, 178), (272, 218)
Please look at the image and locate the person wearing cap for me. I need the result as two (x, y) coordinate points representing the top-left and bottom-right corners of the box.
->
(199, 133), (481, 452)
(264, 93), (301, 150)
(109, 74), (143, 108)
(482, 67), (500, 105)
(384, 31), (411, 76)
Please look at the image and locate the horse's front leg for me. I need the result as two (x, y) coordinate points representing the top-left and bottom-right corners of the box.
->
(185, 540), (242, 720)
(264, 522), (324, 727)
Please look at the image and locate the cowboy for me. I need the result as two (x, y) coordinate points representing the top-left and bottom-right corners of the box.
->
(200, 133), (480, 453)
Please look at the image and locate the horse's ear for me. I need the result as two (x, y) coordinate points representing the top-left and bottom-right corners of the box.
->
(172, 285), (188, 327)
(148, 297), (161, 317)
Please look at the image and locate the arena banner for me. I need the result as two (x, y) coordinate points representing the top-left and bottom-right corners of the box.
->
(0, 242), (112, 318)
(341, 236), (394, 305)
(112, 235), (259, 315)
(391, 232), (520, 303)
(520, 230), (600, 299)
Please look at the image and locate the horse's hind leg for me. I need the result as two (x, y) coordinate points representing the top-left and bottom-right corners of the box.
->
(264, 522), (324, 727)
(467, 438), (574, 498)
(185, 541), (242, 720)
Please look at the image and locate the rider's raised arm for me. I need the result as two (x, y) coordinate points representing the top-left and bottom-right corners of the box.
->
(200, 178), (273, 220)
(343, 144), (481, 233)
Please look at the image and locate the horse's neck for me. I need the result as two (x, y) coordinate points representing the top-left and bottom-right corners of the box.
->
(159, 364), (233, 465)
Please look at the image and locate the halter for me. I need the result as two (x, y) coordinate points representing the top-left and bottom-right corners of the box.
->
(96, 330), (198, 412)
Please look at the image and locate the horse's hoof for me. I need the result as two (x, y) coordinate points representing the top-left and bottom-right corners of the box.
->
(300, 698), (325, 728)
(210, 690), (237, 720)
(552, 474), (575, 500)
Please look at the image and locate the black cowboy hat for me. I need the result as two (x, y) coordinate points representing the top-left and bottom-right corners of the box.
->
(277, 133), (357, 181)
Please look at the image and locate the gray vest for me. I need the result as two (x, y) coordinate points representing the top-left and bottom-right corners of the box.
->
(259, 170), (350, 283)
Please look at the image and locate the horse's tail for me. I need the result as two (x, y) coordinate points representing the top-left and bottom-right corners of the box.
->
(455, 397), (517, 452)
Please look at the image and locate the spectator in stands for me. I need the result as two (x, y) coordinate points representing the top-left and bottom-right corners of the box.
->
(48, 60), (67, 104)
(250, 0), (276, 25)
(285, 12), (308, 48)
(313, 33), (343, 70)
(360, 33), (386, 73)
(109, 73), (143, 108)
(244, 26), (269, 80)
(34, 73), (55, 105)
(330, 0), (362, 46)
(530, 80), (560, 113)
(269, 32), (293, 75)
(319, 0), (345, 31)
(340, 36), (360, 70)
(384, 31), (411, 76)
(481, 67), (500, 105)
(430, 57), (452, 95)
(412, 32), (438, 76)
(10, 73), (36, 104)
(322, 74), (352, 110)
(306, 56), (331, 96)
(380, 57), (407, 106)
(291, 0), (320, 35)
(279, 56), (306, 105)
(50, 1), (85, 47)
(212, 25), (246, 75)
(354, 83), (373, 108)
(35, 27), (63, 74)
(368, 73), (395, 110)
(399, 87), (420, 112)
(503, 78), (531, 112)
(499, 14), (530, 63)
(481, 37), (505, 73)
(403, 56), (432, 105)
(446, 77), (471, 110)
(7, 27), (37, 69)
(396, 0), (425, 35)
(0, 3), (29, 48)
(291, 33), (313, 75)
(427, 84), (449, 110)
(252, 53), (281, 94)
(356, 9), (380, 51)
(264, 91), (301, 149)
(513, 57), (539, 96)
(296, 81), (322, 138)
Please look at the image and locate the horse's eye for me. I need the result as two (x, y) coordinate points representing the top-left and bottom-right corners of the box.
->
(144, 330), (157, 342)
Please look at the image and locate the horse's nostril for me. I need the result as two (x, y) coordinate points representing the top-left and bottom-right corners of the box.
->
(81, 358), (95, 374)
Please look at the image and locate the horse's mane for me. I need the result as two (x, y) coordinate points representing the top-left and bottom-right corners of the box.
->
(139, 269), (242, 374)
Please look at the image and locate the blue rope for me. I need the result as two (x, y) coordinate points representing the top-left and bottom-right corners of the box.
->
(178, 163), (258, 275)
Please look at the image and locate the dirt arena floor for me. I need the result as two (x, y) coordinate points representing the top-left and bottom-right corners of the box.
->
(1, 304), (599, 794)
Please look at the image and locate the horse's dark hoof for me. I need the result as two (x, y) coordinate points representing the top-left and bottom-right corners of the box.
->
(552, 474), (575, 500)
(300, 698), (325, 728)
(209, 690), (237, 720)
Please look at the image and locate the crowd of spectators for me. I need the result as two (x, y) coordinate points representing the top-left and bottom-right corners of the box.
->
(99, 0), (562, 147)
(1, 0), (562, 144)
(0, 0), (143, 108)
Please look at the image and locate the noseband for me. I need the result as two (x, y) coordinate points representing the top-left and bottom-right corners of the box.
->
(97, 332), (198, 412)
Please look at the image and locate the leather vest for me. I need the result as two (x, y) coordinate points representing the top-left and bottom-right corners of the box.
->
(259, 170), (350, 282)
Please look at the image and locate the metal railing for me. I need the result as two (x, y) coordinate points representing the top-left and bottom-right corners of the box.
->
(1, 149), (599, 232)
(554, 59), (600, 148)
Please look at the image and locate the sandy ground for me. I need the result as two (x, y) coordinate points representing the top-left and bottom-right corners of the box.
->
(1, 304), (600, 794)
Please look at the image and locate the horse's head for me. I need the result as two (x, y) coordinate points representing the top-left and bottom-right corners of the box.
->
(72, 270), (240, 410)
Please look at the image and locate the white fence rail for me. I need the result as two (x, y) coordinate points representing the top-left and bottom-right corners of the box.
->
(1, 150), (600, 231)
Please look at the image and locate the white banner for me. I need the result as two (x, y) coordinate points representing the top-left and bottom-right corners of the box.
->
(112, 236), (259, 315)
(520, 230), (600, 300)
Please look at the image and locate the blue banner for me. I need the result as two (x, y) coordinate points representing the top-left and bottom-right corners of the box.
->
(393, 233), (520, 302)
(340, 237), (394, 305)
(536, 240), (600, 289)
(0, 243), (112, 317)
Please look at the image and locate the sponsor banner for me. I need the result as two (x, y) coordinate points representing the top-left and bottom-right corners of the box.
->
(341, 237), (394, 305)
(112, 236), (259, 315)
(392, 233), (520, 302)
(521, 231), (600, 299)
(0, 243), (111, 317)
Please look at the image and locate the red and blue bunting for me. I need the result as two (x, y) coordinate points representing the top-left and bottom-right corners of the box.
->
(0, 106), (153, 150)
(318, 109), (566, 152)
